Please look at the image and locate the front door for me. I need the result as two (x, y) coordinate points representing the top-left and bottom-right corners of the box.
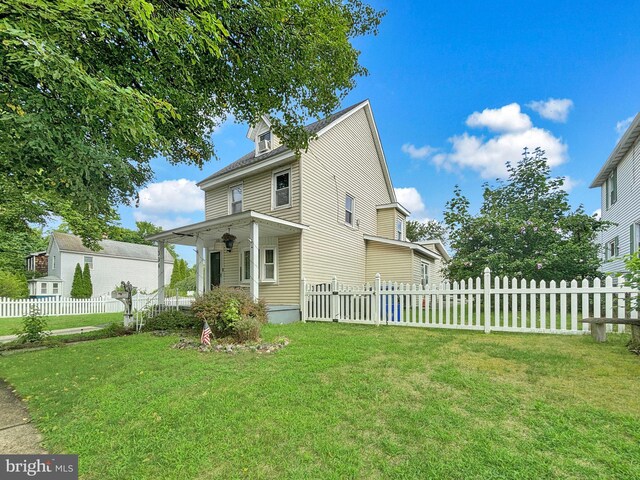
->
(210, 251), (221, 287)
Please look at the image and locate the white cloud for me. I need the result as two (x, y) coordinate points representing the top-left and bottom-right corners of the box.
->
(527, 98), (573, 123)
(401, 143), (436, 160)
(133, 212), (197, 230)
(432, 127), (568, 179)
(616, 116), (634, 135)
(560, 176), (580, 192)
(592, 208), (601, 220)
(394, 187), (425, 216)
(465, 103), (532, 133)
(137, 179), (203, 214)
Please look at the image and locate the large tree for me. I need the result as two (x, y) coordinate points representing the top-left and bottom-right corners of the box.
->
(406, 219), (447, 244)
(1, 0), (383, 246)
(443, 148), (608, 282)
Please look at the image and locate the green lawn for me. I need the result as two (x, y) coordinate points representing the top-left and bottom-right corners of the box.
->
(1, 323), (639, 479)
(0, 312), (123, 336)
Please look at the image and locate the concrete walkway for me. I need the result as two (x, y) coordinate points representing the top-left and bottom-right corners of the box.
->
(0, 325), (104, 344)
(0, 380), (47, 453)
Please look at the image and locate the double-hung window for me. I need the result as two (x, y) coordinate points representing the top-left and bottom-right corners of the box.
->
(345, 194), (355, 226)
(40, 283), (47, 295)
(52, 283), (59, 295)
(273, 169), (291, 208)
(262, 248), (276, 282)
(84, 256), (93, 269)
(606, 168), (617, 209)
(229, 184), (243, 214)
(605, 237), (619, 260)
(240, 247), (278, 283)
(241, 250), (251, 282)
(421, 262), (429, 286)
(396, 218), (404, 241)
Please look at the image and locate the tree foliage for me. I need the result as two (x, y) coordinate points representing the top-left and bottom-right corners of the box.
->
(0, 225), (47, 274)
(1, 0), (383, 246)
(406, 219), (447, 244)
(443, 148), (608, 282)
(70, 263), (85, 298)
(83, 262), (93, 298)
(0, 270), (28, 298)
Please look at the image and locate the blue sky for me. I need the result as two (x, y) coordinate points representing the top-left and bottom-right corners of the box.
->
(119, 1), (640, 262)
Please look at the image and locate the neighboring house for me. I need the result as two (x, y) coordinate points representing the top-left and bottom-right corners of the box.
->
(417, 240), (450, 285)
(25, 251), (48, 274)
(28, 232), (174, 298)
(149, 100), (443, 322)
(590, 113), (640, 275)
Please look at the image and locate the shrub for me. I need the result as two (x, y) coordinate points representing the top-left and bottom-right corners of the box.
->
(17, 306), (49, 343)
(141, 308), (199, 332)
(83, 263), (93, 297)
(232, 315), (262, 343)
(70, 263), (84, 298)
(191, 287), (268, 340)
(0, 270), (28, 298)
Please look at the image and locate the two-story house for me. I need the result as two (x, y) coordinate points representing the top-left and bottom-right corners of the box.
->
(590, 113), (640, 274)
(148, 100), (443, 322)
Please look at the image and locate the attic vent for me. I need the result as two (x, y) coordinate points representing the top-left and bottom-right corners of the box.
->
(258, 139), (271, 153)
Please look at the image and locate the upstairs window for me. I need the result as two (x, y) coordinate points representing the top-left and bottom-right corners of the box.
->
(396, 218), (404, 241)
(229, 184), (243, 214)
(606, 168), (617, 209)
(273, 169), (291, 208)
(345, 194), (355, 226)
(84, 256), (93, 269)
(258, 131), (272, 153)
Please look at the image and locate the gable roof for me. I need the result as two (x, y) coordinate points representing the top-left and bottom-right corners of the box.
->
(197, 100), (379, 188)
(417, 240), (451, 261)
(590, 113), (640, 188)
(50, 232), (174, 263)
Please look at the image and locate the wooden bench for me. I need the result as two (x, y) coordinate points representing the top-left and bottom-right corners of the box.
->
(579, 317), (640, 343)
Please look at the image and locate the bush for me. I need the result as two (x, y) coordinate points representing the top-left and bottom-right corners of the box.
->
(191, 287), (268, 341)
(141, 308), (199, 332)
(0, 270), (28, 298)
(17, 306), (49, 343)
(232, 315), (262, 343)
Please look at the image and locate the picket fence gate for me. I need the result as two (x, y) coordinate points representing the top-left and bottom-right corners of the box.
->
(0, 294), (194, 318)
(302, 268), (638, 335)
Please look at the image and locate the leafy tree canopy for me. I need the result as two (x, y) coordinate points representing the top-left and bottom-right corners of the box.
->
(406, 219), (447, 244)
(1, 0), (383, 246)
(443, 148), (608, 282)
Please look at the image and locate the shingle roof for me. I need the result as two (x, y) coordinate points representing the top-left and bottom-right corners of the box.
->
(198, 100), (368, 185)
(52, 232), (174, 263)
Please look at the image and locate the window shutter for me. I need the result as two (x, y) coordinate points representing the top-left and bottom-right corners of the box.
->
(612, 169), (618, 204)
(631, 224), (636, 254)
(604, 243), (608, 260)
(615, 236), (619, 257)
(605, 181), (609, 210)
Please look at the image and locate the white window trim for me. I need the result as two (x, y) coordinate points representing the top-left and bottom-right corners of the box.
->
(239, 246), (278, 284)
(83, 256), (93, 269)
(261, 247), (278, 283)
(40, 282), (47, 294)
(52, 283), (59, 295)
(345, 193), (355, 227)
(421, 262), (429, 286)
(272, 168), (292, 210)
(396, 217), (404, 241)
(228, 183), (243, 215)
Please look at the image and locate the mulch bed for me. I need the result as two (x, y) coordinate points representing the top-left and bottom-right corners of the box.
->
(171, 336), (290, 354)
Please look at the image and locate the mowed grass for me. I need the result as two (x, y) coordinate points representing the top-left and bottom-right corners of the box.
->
(1, 323), (639, 479)
(0, 312), (123, 336)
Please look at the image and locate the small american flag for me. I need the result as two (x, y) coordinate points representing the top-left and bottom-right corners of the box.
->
(200, 320), (212, 346)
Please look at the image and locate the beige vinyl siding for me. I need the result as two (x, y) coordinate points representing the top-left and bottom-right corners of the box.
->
(204, 159), (301, 222)
(259, 234), (300, 304)
(301, 108), (394, 285)
(599, 136), (640, 273)
(376, 208), (407, 240)
(412, 252), (443, 285)
(365, 241), (413, 283)
(218, 235), (300, 305)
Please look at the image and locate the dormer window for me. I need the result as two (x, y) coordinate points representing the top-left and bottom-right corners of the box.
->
(258, 131), (272, 153)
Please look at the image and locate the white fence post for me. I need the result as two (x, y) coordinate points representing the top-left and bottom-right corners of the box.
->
(374, 273), (381, 326)
(331, 276), (339, 322)
(483, 267), (491, 333)
(301, 277), (307, 323)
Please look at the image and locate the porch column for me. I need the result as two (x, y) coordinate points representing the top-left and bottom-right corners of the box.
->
(196, 235), (205, 296)
(249, 220), (259, 300)
(157, 240), (165, 305)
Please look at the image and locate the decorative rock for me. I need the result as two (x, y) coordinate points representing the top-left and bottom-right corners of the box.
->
(171, 337), (290, 354)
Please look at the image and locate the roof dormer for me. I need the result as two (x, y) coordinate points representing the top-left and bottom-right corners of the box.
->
(247, 115), (275, 156)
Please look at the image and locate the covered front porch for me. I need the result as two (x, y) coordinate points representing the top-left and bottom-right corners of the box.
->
(147, 211), (307, 322)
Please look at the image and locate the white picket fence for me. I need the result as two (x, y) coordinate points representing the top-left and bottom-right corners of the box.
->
(302, 268), (638, 335)
(0, 294), (194, 318)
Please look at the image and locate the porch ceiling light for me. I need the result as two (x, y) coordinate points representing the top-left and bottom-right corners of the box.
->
(222, 232), (236, 252)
